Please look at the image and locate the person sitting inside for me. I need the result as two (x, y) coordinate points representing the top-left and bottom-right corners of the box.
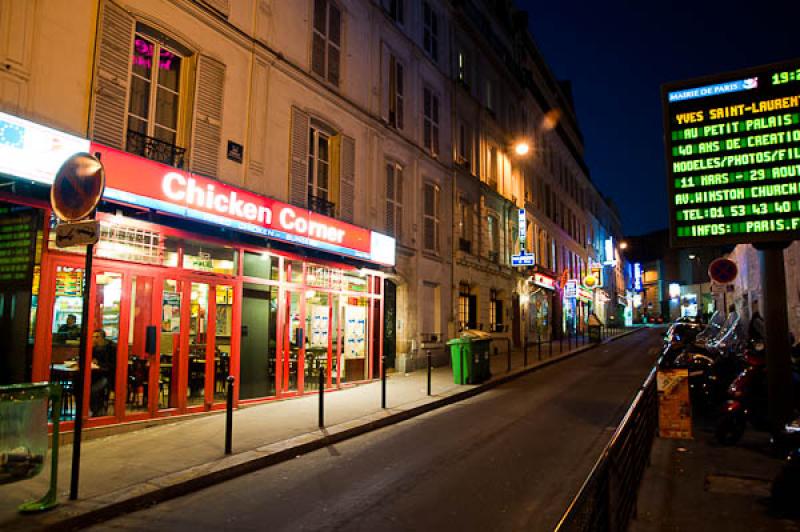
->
(56, 314), (81, 342)
(89, 329), (117, 416)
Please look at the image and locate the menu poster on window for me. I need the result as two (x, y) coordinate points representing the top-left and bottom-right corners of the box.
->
(344, 304), (366, 358)
(309, 304), (329, 348)
(162, 291), (181, 332)
(0, 208), (37, 288)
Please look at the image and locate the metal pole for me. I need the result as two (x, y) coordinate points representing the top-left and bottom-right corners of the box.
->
(756, 243), (794, 430)
(225, 376), (235, 454)
(537, 328), (542, 360)
(381, 355), (386, 409)
(69, 241), (94, 501)
(523, 332), (528, 367)
(318, 363), (325, 428)
(427, 350), (432, 396)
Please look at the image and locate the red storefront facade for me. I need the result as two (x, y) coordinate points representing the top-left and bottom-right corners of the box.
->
(1, 111), (395, 430)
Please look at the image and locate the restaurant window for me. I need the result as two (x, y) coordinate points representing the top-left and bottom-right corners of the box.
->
(385, 161), (403, 241)
(388, 54), (404, 130)
(311, 0), (342, 86)
(422, 1), (438, 61)
(423, 87), (439, 156)
(423, 182), (440, 253)
(181, 240), (237, 275)
(243, 251), (280, 281)
(127, 24), (189, 168)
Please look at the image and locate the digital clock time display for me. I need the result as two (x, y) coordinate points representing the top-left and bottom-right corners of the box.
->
(772, 69), (800, 85)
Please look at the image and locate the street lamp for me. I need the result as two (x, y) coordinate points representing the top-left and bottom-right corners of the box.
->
(620, 241), (628, 250)
(514, 141), (530, 156)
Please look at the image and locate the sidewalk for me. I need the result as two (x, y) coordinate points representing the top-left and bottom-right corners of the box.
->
(631, 412), (800, 531)
(1, 328), (634, 531)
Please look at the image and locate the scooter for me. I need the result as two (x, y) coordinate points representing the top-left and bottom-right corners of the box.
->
(714, 349), (768, 445)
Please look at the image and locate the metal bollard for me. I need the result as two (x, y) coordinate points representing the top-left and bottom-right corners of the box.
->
(427, 350), (432, 396)
(381, 355), (387, 409)
(318, 364), (325, 428)
(537, 329), (542, 361)
(225, 375), (235, 455)
(524, 338), (528, 367)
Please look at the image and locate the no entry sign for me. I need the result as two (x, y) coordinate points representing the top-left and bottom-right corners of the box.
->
(708, 257), (738, 284)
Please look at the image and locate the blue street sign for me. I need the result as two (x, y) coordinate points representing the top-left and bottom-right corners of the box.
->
(511, 252), (535, 267)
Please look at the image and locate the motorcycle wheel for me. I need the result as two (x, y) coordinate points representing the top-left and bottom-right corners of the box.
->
(715, 413), (746, 445)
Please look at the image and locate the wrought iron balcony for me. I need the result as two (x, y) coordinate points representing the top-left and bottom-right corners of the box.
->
(308, 193), (336, 217)
(126, 129), (186, 169)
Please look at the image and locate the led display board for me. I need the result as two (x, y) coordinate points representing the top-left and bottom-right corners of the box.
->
(663, 59), (800, 246)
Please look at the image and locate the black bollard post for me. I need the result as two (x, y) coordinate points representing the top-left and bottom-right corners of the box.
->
(225, 375), (235, 455)
(524, 336), (528, 367)
(537, 329), (542, 361)
(381, 355), (387, 409)
(318, 363), (325, 428)
(427, 350), (432, 396)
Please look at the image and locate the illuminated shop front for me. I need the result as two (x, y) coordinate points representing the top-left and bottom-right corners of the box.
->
(528, 271), (556, 342)
(0, 112), (395, 428)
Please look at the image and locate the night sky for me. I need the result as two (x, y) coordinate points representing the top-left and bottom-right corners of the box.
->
(523, 1), (800, 236)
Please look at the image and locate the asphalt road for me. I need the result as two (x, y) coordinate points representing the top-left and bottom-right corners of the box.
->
(92, 328), (662, 532)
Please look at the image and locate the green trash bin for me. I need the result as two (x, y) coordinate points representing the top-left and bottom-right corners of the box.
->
(447, 331), (493, 384)
(447, 336), (472, 385)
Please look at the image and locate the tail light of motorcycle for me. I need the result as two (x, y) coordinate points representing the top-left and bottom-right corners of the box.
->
(725, 400), (742, 412)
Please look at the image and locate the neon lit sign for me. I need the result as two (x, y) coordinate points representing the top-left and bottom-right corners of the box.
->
(633, 262), (643, 292)
(531, 272), (555, 290)
(91, 144), (395, 266)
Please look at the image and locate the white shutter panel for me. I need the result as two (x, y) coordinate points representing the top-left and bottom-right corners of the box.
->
(396, 166), (403, 242)
(340, 135), (355, 223)
(191, 54), (225, 177)
(385, 164), (393, 234)
(91, 1), (134, 149)
(289, 107), (309, 207)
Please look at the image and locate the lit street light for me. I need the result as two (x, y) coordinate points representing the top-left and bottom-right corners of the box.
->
(514, 141), (530, 156)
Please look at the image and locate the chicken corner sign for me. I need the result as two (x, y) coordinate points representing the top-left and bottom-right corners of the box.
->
(0, 111), (395, 266)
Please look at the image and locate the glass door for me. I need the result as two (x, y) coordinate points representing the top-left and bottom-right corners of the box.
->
(304, 291), (330, 391)
(159, 278), (183, 412)
(187, 282), (211, 408)
(282, 289), (302, 394)
(124, 274), (158, 419)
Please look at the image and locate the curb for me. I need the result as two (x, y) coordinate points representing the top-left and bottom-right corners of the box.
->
(17, 328), (643, 531)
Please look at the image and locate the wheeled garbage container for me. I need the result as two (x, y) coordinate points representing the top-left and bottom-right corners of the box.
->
(588, 313), (603, 344)
(447, 331), (492, 384)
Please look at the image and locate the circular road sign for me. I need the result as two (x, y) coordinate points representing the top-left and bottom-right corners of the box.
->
(51, 153), (105, 222)
(708, 257), (738, 284)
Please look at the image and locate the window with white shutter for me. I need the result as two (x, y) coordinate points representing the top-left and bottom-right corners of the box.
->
(311, 0), (342, 87)
(190, 54), (225, 177)
(423, 87), (439, 155)
(388, 54), (404, 130)
(423, 182), (440, 253)
(289, 107), (310, 207)
(385, 162), (403, 241)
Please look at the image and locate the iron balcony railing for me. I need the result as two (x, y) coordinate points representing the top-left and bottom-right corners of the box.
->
(126, 129), (186, 169)
(308, 194), (336, 217)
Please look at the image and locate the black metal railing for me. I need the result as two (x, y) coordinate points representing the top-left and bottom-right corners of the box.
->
(126, 129), (186, 169)
(308, 194), (336, 217)
(555, 365), (658, 532)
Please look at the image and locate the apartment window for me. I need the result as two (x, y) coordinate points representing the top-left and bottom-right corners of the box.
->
(422, 1), (438, 61)
(388, 55), (404, 129)
(127, 26), (187, 166)
(458, 199), (473, 252)
(490, 289), (503, 332)
(458, 283), (476, 330)
(487, 213), (499, 261)
(312, 0), (341, 86)
(485, 79), (494, 112)
(385, 0), (404, 24)
(307, 123), (334, 215)
(423, 182), (440, 253)
(457, 122), (471, 165)
(385, 162), (403, 241)
(487, 145), (498, 189)
(423, 87), (440, 155)
(457, 50), (469, 87)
